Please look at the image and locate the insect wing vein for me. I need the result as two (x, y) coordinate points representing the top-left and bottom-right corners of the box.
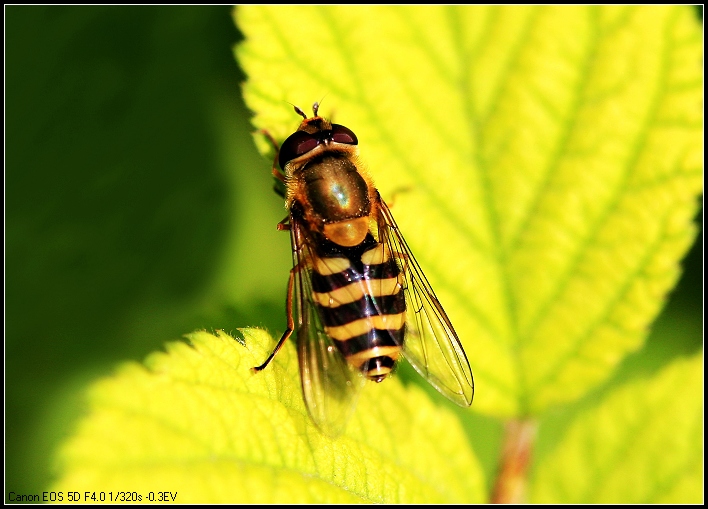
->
(378, 199), (474, 406)
(290, 216), (365, 436)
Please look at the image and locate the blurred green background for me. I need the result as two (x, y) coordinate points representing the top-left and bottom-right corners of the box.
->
(5, 6), (702, 500)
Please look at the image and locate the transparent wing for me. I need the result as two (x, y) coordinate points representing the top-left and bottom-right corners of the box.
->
(289, 216), (366, 437)
(377, 197), (474, 406)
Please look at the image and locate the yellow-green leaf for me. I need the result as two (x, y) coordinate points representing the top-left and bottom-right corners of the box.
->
(235, 5), (703, 417)
(51, 330), (484, 503)
(530, 352), (703, 503)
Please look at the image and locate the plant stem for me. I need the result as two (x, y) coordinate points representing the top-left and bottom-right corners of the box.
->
(490, 418), (537, 504)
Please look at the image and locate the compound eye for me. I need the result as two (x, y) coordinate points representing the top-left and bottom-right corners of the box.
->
(331, 124), (358, 145)
(278, 131), (319, 169)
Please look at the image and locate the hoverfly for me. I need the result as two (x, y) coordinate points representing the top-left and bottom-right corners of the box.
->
(254, 102), (474, 436)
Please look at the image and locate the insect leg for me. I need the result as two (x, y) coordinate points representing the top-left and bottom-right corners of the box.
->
(277, 216), (291, 231)
(258, 128), (287, 184)
(252, 265), (297, 373)
(383, 186), (412, 209)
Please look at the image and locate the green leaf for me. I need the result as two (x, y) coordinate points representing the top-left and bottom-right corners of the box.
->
(235, 6), (703, 417)
(51, 330), (484, 503)
(530, 352), (703, 503)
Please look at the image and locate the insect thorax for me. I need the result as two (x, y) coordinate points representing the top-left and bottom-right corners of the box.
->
(291, 153), (370, 247)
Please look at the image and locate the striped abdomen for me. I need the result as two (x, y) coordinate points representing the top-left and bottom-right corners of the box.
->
(311, 241), (405, 382)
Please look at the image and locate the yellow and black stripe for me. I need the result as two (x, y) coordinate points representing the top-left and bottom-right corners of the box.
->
(311, 234), (406, 382)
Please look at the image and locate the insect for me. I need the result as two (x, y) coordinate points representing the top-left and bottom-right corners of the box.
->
(254, 102), (474, 436)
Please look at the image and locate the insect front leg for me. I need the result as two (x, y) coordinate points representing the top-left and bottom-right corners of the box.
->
(258, 129), (288, 198)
